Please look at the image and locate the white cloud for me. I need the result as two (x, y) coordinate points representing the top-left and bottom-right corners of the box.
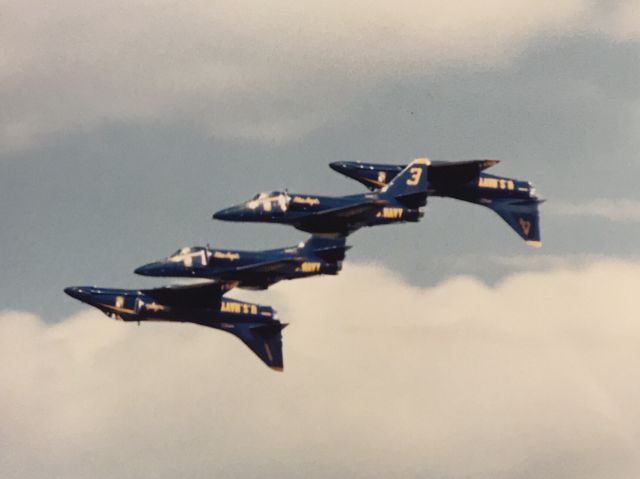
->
(3, 260), (640, 478)
(601, 1), (640, 41)
(1, 0), (638, 150)
(553, 198), (640, 222)
(437, 253), (640, 275)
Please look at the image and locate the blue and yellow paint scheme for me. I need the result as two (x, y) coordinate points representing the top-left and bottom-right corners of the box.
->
(134, 235), (349, 290)
(213, 159), (431, 236)
(64, 282), (286, 371)
(329, 159), (543, 246)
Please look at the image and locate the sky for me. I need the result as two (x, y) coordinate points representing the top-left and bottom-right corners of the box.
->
(1, 1), (640, 477)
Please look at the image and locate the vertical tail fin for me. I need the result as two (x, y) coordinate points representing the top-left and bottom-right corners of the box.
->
(230, 321), (287, 371)
(299, 235), (350, 262)
(379, 158), (430, 208)
(488, 198), (542, 246)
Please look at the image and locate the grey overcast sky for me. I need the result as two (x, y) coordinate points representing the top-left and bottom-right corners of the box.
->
(1, 1), (640, 478)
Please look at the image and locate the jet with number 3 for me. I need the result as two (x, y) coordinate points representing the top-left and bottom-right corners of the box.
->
(329, 159), (543, 246)
(213, 159), (431, 236)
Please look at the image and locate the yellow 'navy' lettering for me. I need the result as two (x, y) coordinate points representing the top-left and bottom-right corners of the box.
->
(377, 207), (404, 219)
(220, 302), (258, 315)
(297, 262), (321, 273)
(478, 177), (515, 190)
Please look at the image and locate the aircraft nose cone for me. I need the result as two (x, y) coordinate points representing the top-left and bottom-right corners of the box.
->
(329, 161), (348, 172)
(134, 262), (162, 276)
(64, 286), (81, 299)
(134, 265), (148, 275)
(64, 286), (92, 303)
(213, 206), (242, 221)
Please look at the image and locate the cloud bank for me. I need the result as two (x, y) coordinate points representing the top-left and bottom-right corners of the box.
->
(2, 260), (640, 478)
(2, 0), (639, 150)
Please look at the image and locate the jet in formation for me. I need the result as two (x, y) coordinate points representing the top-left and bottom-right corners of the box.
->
(64, 282), (286, 370)
(66, 156), (543, 371)
(135, 235), (349, 290)
(329, 158), (542, 245)
(213, 158), (431, 236)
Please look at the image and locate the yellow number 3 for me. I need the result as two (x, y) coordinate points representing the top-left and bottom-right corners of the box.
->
(406, 167), (423, 186)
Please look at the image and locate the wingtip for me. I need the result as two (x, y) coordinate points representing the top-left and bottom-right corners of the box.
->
(526, 240), (542, 248)
(413, 157), (431, 166)
(270, 366), (284, 372)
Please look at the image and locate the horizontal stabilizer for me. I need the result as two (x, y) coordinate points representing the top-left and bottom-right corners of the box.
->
(230, 321), (287, 370)
(487, 198), (542, 246)
(300, 235), (350, 262)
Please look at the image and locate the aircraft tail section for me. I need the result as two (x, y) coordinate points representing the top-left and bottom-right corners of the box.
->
(380, 158), (430, 208)
(300, 235), (350, 262)
(486, 198), (542, 246)
(230, 321), (287, 371)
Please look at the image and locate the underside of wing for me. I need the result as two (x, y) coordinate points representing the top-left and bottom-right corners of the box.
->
(429, 159), (499, 185)
(294, 199), (388, 235)
(329, 160), (499, 190)
(233, 258), (303, 275)
(141, 281), (229, 308)
(314, 200), (387, 219)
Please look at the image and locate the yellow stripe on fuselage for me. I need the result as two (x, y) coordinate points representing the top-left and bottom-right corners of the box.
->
(363, 177), (387, 188)
(97, 303), (136, 314)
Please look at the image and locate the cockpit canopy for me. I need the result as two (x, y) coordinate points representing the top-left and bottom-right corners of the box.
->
(167, 246), (209, 267)
(171, 247), (189, 257)
(245, 191), (290, 213)
(250, 191), (284, 201)
(169, 246), (205, 258)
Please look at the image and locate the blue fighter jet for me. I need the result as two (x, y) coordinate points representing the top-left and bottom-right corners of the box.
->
(329, 159), (543, 246)
(64, 282), (286, 370)
(213, 159), (430, 236)
(134, 235), (349, 290)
